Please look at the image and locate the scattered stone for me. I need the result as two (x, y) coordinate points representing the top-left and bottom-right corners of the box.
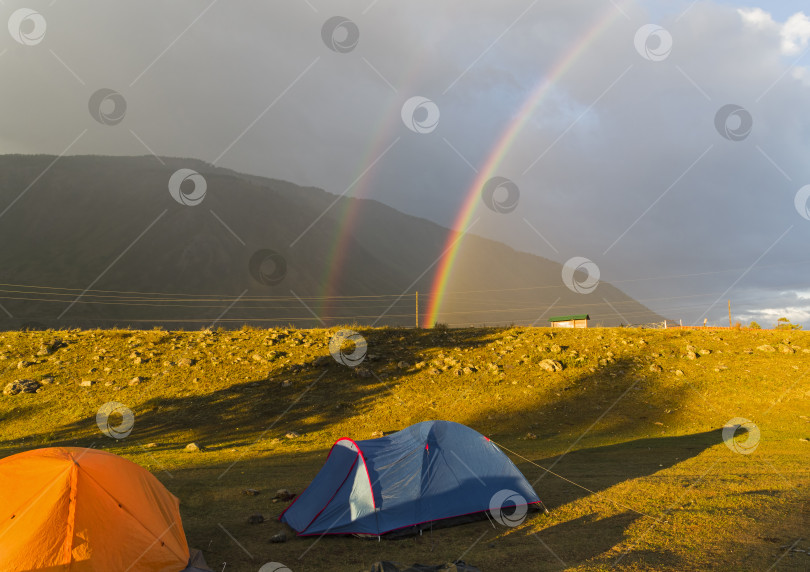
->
(274, 489), (294, 501)
(354, 366), (373, 378)
(242, 488), (261, 496)
(538, 359), (564, 373)
(757, 345), (776, 352)
(143, 443), (158, 449)
(525, 432), (537, 440)
(649, 364), (663, 373)
(699, 349), (711, 355)
(36, 339), (63, 356)
(371, 430), (384, 438)
(3, 379), (40, 396)
(247, 514), (264, 524)
(686, 351), (698, 360)
(743, 349), (753, 354)
(779, 345), (795, 354)
(285, 431), (300, 439)
(129, 376), (144, 386)
(397, 361), (410, 369)
(105, 381), (114, 387)
(185, 442), (204, 452)
(550, 344), (562, 353)
(17, 360), (32, 369)
(269, 532), (287, 543)
(40, 377), (54, 385)
(675, 370), (684, 377)
(428, 367), (442, 375)
(79, 380), (95, 387)
(177, 358), (195, 367)
(133, 357), (145, 364)
(280, 379), (292, 388)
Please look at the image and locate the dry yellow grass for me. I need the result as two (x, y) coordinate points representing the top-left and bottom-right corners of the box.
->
(0, 326), (808, 571)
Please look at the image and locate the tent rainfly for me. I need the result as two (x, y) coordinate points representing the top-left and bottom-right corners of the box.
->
(280, 420), (542, 536)
(0, 447), (210, 572)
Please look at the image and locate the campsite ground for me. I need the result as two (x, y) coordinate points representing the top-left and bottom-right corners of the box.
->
(0, 326), (808, 571)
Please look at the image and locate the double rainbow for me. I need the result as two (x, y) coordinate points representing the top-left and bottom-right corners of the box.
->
(320, 3), (630, 326)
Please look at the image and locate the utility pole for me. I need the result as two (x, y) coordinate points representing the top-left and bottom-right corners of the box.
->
(728, 299), (732, 328)
(415, 291), (419, 329)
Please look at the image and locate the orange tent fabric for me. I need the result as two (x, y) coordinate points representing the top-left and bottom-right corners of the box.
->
(0, 447), (191, 572)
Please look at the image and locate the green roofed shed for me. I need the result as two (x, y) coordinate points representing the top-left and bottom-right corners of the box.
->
(549, 315), (590, 328)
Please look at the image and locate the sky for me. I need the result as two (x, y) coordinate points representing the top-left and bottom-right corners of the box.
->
(1, 0), (809, 328)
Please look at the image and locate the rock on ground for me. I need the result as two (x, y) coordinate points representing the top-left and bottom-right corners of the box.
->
(538, 359), (564, 372)
(3, 379), (41, 395)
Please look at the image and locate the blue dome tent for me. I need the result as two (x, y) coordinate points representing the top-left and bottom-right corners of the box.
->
(279, 420), (542, 536)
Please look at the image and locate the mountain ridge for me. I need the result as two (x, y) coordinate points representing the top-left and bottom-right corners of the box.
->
(0, 154), (664, 329)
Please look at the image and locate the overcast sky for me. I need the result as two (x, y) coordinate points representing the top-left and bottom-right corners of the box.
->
(2, 0), (809, 327)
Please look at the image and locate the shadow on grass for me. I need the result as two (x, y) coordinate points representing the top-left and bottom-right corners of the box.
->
(530, 512), (647, 568)
(0, 327), (565, 455)
(523, 430), (722, 510)
(0, 329), (704, 468)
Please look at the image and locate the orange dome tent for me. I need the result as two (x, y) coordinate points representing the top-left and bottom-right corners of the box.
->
(0, 447), (210, 572)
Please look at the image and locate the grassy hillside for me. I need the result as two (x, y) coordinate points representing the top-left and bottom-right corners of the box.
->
(0, 326), (808, 571)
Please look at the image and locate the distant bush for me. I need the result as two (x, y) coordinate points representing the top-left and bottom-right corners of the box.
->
(749, 321), (761, 329)
(775, 317), (802, 330)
